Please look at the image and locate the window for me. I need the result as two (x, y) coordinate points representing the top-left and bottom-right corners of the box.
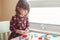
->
(29, 7), (60, 25)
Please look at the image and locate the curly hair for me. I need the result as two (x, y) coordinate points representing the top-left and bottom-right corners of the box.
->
(15, 0), (30, 15)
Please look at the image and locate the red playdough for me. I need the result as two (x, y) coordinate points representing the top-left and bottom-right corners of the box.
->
(22, 34), (28, 38)
(38, 37), (42, 40)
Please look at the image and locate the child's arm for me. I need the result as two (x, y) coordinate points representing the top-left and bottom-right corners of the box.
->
(25, 18), (30, 33)
(16, 29), (27, 34)
(16, 18), (29, 34)
(10, 16), (25, 34)
(16, 17), (30, 34)
(10, 16), (17, 33)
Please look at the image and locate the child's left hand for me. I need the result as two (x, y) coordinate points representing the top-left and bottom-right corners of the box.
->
(22, 30), (27, 34)
(25, 28), (30, 33)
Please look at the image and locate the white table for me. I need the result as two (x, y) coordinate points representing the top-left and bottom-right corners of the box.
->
(11, 32), (60, 40)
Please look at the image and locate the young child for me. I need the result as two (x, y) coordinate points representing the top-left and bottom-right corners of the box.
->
(8, 0), (30, 40)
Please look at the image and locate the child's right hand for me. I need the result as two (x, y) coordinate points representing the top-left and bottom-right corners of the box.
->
(16, 29), (27, 34)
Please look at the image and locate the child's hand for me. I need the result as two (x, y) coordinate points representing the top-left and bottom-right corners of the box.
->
(16, 29), (27, 34)
(21, 30), (27, 34)
(25, 28), (30, 33)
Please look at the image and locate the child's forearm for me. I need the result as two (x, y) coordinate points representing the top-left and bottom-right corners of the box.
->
(16, 29), (27, 34)
(16, 29), (22, 34)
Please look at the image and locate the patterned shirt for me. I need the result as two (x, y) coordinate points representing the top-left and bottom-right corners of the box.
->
(9, 15), (29, 39)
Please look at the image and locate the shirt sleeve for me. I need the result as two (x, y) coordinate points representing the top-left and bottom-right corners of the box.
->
(26, 18), (29, 28)
(10, 16), (17, 32)
(25, 18), (30, 32)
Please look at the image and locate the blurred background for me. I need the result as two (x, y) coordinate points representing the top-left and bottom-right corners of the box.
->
(0, 0), (60, 40)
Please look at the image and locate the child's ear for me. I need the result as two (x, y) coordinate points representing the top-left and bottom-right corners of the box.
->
(17, 7), (20, 11)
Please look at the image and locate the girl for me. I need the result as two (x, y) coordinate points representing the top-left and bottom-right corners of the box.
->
(8, 0), (30, 40)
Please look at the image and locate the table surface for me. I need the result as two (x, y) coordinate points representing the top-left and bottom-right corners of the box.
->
(11, 32), (60, 40)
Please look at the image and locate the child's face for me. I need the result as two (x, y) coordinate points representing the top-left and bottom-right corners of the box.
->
(18, 7), (28, 17)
